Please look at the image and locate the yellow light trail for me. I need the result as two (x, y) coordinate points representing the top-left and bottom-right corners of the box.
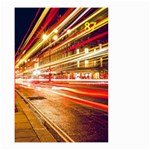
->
(16, 8), (107, 67)
(60, 8), (91, 36)
(16, 8), (82, 67)
(16, 46), (108, 76)
(16, 8), (50, 64)
(42, 8), (107, 52)
(24, 17), (108, 73)
(56, 8), (83, 30)
(21, 8), (50, 50)
(16, 45), (108, 76)
(48, 17), (108, 55)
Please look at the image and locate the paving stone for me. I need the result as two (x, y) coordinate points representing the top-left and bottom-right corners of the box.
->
(34, 128), (57, 142)
(15, 122), (32, 129)
(15, 129), (37, 138)
(15, 114), (29, 123)
(15, 137), (40, 142)
(15, 92), (57, 142)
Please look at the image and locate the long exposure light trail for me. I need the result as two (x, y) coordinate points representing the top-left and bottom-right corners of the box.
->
(41, 8), (107, 53)
(45, 89), (108, 112)
(15, 7), (108, 142)
(22, 8), (81, 55)
(51, 86), (108, 99)
(56, 8), (83, 30)
(15, 44), (108, 76)
(60, 8), (91, 36)
(15, 8), (41, 57)
(16, 8), (51, 66)
(16, 8), (107, 68)
(21, 8), (50, 51)
(19, 47), (108, 75)
(16, 8), (73, 64)
(16, 8), (82, 67)
(42, 17), (108, 56)
(22, 8), (59, 52)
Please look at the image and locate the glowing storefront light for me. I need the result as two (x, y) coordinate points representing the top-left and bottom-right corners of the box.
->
(53, 35), (58, 40)
(85, 60), (89, 67)
(53, 29), (58, 33)
(76, 49), (80, 54)
(42, 34), (48, 40)
(85, 48), (89, 54)
(67, 29), (71, 34)
(33, 70), (41, 75)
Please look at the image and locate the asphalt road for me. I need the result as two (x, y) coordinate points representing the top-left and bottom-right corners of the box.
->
(15, 82), (108, 142)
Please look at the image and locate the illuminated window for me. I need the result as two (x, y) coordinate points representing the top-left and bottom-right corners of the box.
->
(75, 73), (80, 79)
(53, 29), (58, 33)
(53, 35), (58, 41)
(85, 60), (89, 67)
(77, 61), (80, 67)
(76, 49), (79, 54)
(99, 44), (102, 49)
(85, 48), (89, 54)
(67, 29), (71, 34)
(42, 34), (48, 40)
(93, 60), (96, 67)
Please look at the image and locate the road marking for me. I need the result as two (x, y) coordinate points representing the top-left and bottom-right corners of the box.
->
(15, 89), (75, 142)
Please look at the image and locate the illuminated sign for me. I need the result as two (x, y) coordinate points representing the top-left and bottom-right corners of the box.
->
(84, 21), (96, 31)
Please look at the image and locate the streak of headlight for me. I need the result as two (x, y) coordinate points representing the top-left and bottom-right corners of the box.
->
(16, 20), (107, 73)
(64, 8), (107, 37)
(52, 48), (107, 67)
(51, 86), (108, 99)
(43, 17), (108, 55)
(52, 17), (108, 55)
(21, 47), (107, 75)
(50, 54), (108, 71)
(56, 8), (82, 30)
(16, 8), (106, 67)
(68, 48), (108, 63)
(50, 79), (108, 82)
(67, 28), (108, 52)
(20, 8), (50, 51)
(49, 89), (108, 112)
(41, 8), (107, 52)
(47, 8), (75, 34)
(66, 18), (108, 51)
(17, 8), (105, 67)
(15, 43), (107, 76)
(16, 8), (81, 67)
(60, 8), (91, 36)
(17, 44), (107, 75)
(22, 8), (59, 53)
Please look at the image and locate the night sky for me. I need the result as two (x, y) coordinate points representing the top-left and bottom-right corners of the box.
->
(15, 8), (40, 53)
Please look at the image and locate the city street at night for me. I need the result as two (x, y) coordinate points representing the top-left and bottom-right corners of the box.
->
(1, 0), (149, 149)
(15, 82), (108, 142)
(15, 8), (108, 142)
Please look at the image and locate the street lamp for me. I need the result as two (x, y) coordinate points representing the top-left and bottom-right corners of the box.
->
(67, 29), (71, 34)
(53, 35), (58, 41)
(42, 34), (48, 40)
(53, 29), (58, 33)
(33, 70), (41, 76)
(85, 48), (89, 54)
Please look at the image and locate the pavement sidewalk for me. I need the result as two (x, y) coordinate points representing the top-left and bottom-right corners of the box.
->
(15, 92), (57, 142)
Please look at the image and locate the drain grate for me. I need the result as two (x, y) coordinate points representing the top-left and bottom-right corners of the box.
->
(27, 96), (46, 100)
